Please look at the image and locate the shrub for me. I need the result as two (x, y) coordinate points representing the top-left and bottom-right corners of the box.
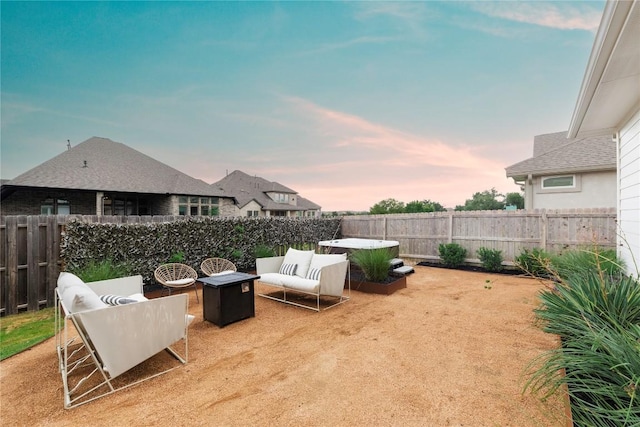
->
(476, 247), (503, 272)
(69, 259), (131, 282)
(438, 243), (467, 268)
(253, 244), (276, 258)
(351, 248), (392, 282)
(515, 248), (551, 277)
(168, 251), (185, 263)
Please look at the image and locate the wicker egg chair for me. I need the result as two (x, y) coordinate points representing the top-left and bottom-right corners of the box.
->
(200, 258), (237, 277)
(154, 263), (199, 303)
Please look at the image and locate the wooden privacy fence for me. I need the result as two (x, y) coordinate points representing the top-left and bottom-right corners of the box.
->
(0, 209), (617, 315)
(0, 215), (190, 315)
(0, 215), (338, 315)
(341, 208), (617, 264)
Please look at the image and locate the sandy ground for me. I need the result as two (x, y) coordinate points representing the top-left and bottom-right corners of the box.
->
(0, 266), (568, 426)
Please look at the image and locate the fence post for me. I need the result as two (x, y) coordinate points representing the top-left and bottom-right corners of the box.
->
(6, 216), (18, 315)
(541, 210), (548, 252)
(383, 217), (387, 240)
(46, 216), (60, 307)
(27, 216), (39, 311)
(448, 212), (453, 243)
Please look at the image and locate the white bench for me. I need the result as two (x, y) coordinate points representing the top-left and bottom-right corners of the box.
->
(256, 248), (350, 311)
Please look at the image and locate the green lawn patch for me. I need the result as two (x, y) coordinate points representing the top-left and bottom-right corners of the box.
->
(1, 307), (57, 360)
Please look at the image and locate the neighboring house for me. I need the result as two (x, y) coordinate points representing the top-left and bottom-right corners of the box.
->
(505, 131), (616, 209)
(568, 0), (639, 277)
(211, 170), (321, 218)
(0, 137), (236, 216)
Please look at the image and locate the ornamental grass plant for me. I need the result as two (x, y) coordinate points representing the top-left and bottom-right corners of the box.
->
(350, 248), (392, 282)
(524, 248), (640, 426)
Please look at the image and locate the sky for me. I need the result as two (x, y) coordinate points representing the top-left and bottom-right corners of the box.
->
(1, 1), (605, 212)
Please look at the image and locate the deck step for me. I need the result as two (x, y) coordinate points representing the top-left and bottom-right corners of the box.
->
(389, 258), (404, 268)
(393, 265), (415, 276)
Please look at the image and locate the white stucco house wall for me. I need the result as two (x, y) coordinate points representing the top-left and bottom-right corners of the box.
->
(506, 131), (616, 209)
(568, 0), (639, 277)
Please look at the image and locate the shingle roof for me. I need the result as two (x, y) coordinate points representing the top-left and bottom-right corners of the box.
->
(212, 170), (317, 211)
(5, 137), (226, 197)
(297, 196), (321, 210)
(505, 131), (615, 180)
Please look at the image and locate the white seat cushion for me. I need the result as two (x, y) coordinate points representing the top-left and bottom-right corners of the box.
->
(210, 270), (234, 276)
(258, 273), (285, 287)
(127, 293), (149, 302)
(165, 278), (195, 286)
(280, 275), (320, 293)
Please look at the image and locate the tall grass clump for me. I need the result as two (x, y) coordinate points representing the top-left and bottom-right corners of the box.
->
(68, 259), (132, 282)
(551, 247), (625, 283)
(351, 248), (392, 282)
(524, 257), (640, 426)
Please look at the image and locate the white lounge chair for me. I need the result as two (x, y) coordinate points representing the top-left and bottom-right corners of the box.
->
(55, 272), (191, 409)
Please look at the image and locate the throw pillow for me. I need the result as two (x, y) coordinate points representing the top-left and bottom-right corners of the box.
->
(99, 294), (138, 306)
(306, 267), (321, 281)
(279, 263), (298, 276)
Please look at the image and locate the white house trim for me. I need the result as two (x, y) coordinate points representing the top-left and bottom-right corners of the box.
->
(568, 0), (640, 277)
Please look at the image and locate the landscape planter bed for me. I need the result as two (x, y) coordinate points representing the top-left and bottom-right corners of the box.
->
(417, 261), (525, 276)
(347, 271), (407, 295)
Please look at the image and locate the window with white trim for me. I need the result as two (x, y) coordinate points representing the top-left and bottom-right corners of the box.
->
(541, 175), (575, 189)
(178, 196), (219, 216)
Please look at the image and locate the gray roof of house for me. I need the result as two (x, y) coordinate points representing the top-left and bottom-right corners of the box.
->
(5, 137), (227, 197)
(505, 131), (616, 180)
(212, 170), (318, 211)
(297, 196), (321, 210)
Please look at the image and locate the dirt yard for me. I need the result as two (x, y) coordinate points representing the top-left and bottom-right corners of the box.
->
(0, 266), (568, 426)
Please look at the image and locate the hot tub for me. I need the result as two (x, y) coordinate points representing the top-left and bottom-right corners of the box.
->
(318, 238), (400, 257)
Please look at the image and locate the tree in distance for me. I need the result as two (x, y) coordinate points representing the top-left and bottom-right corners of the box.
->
(369, 198), (446, 214)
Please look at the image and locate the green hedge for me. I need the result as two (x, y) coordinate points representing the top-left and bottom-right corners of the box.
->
(61, 217), (342, 284)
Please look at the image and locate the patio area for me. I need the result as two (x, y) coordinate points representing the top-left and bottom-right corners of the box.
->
(0, 266), (567, 426)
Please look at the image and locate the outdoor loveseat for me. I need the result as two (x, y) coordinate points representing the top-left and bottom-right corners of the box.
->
(256, 248), (350, 311)
(55, 272), (192, 409)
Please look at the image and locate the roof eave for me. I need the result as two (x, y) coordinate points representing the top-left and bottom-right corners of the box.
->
(568, 0), (638, 138)
(506, 164), (616, 179)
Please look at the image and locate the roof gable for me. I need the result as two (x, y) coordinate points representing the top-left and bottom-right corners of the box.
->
(212, 170), (315, 211)
(6, 137), (226, 197)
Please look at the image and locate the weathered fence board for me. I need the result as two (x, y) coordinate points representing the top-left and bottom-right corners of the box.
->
(341, 208), (617, 264)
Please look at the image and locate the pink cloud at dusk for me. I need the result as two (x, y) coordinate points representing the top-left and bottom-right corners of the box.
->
(238, 97), (520, 211)
(471, 3), (602, 32)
